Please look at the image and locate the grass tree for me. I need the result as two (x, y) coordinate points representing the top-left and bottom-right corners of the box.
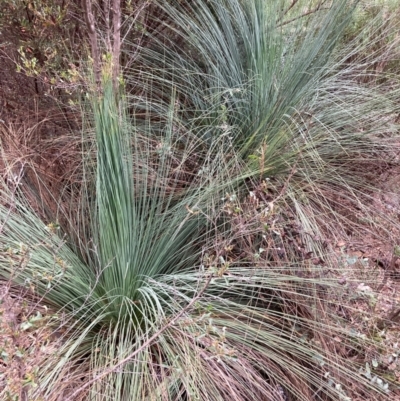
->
(1, 0), (399, 400)
(131, 0), (399, 236)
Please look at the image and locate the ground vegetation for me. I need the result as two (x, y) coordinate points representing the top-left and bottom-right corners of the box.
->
(0, 1), (400, 400)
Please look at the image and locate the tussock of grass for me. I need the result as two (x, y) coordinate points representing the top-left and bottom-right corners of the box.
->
(0, 1), (400, 400)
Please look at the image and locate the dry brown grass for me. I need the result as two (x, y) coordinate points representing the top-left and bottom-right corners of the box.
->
(0, 118), (84, 231)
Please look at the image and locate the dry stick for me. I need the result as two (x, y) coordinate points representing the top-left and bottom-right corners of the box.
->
(104, 0), (112, 55)
(82, 0), (100, 86)
(112, 0), (121, 89)
(281, 0), (300, 18)
(64, 272), (214, 401)
(278, 1), (330, 28)
(111, 0), (150, 87)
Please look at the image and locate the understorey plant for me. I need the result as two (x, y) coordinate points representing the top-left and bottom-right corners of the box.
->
(1, 0), (399, 400)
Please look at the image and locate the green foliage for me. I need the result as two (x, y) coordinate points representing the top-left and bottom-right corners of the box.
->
(0, 0), (84, 88)
(1, 0), (400, 400)
(131, 0), (357, 156)
(340, 0), (400, 73)
(129, 0), (399, 242)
